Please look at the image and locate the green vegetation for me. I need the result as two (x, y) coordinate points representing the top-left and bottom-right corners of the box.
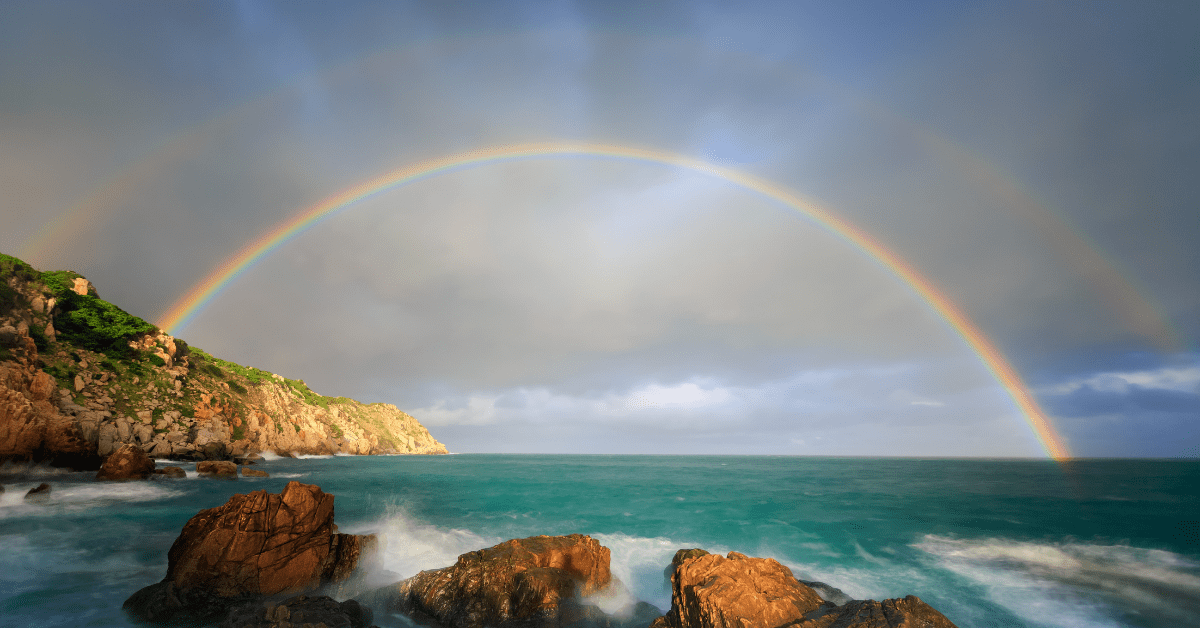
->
(0, 253), (39, 284)
(52, 293), (155, 356)
(231, 425), (245, 440)
(201, 362), (223, 378)
(43, 363), (77, 389)
(0, 281), (20, 317)
(330, 424), (343, 438)
(228, 380), (248, 395)
(284, 377), (330, 410)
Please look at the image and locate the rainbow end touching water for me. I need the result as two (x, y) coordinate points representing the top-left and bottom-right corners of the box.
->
(157, 141), (1071, 460)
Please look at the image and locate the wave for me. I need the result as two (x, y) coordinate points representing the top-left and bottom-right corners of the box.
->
(0, 481), (183, 518)
(359, 506), (500, 584)
(590, 532), (714, 612)
(293, 454), (333, 459)
(915, 535), (1200, 628)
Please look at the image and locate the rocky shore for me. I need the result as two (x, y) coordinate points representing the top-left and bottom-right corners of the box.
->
(0, 253), (446, 470)
(125, 482), (959, 628)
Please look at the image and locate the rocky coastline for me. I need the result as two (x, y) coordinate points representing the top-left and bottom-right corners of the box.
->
(125, 482), (959, 628)
(0, 253), (446, 471)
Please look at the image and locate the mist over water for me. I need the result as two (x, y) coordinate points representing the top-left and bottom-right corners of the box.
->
(1, 455), (1196, 628)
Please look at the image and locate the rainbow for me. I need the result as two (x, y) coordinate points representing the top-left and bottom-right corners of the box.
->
(157, 141), (1071, 460)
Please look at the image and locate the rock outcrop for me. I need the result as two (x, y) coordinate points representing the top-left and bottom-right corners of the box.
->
(653, 549), (958, 628)
(96, 443), (155, 480)
(0, 326), (100, 469)
(0, 252), (447, 469)
(378, 534), (614, 628)
(124, 482), (376, 623)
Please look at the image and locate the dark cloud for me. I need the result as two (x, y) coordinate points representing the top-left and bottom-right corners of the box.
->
(2, 1), (1195, 456)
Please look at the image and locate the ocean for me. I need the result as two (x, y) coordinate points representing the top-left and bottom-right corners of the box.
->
(1, 455), (1197, 628)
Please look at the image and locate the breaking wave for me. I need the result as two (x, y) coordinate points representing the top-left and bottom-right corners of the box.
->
(916, 535), (1200, 628)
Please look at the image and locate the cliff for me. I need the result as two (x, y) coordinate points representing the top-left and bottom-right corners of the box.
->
(0, 253), (447, 468)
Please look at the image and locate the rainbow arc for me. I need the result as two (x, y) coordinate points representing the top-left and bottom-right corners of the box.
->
(157, 142), (1071, 460)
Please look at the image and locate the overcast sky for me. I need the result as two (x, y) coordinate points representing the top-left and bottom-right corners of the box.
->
(3, 1), (1196, 457)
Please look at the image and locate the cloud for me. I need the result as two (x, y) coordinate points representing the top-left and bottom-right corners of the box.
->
(2, 1), (1196, 456)
(1045, 365), (1200, 395)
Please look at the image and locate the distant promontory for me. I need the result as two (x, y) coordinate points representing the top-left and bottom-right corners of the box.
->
(0, 252), (446, 469)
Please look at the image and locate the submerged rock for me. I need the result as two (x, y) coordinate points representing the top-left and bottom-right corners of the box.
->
(219, 594), (374, 628)
(123, 481), (376, 623)
(376, 534), (614, 628)
(654, 549), (958, 628)
(96, 443), (155, 480)
(196, 460), (238, 477)
(802, 595), (957, 628)
(154, 466), (187, 478)
(24, 482), (51, 500)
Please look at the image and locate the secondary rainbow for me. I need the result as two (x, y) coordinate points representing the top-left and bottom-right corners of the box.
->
(157, 141), (1072, 460)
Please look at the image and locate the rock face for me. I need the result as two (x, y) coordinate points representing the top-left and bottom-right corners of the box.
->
(0, 328), (99, 469)
(96, 443), (155, 480)
(123, 482), (376, 623)
(655, 550), (958, 628)
(383, 534), (613, 628)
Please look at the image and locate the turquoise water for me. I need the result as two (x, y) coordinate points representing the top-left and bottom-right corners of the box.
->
(1, 455), (1197, 628)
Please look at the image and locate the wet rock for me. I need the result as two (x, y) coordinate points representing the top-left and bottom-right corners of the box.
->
(123, 482), (376, 624)
(799, 596), (957, 628)
(154, 466), (187, 478)
(197, 460), (238, 476)
(97, 443), (155, 480)
(220, 594), (375, 628)
(25, 482), (51, 500)
(241, 467), (269, 477)
(797, 580), (854, 606)
(377, 534), (612, 628)
(660, 551), (824, 628)
(656, 550), (958, 628)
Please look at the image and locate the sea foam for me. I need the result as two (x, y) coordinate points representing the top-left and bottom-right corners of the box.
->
(916, 535), (1200, 628)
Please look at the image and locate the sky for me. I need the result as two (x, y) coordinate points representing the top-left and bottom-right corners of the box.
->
(2, 1), (1197, 457)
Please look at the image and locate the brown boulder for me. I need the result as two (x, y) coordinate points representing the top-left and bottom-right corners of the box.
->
(382, 534), (613, 628)
(240, 467), (269, 477)
(656, 550), (958, 628)
(123, 482), (377, 623)
(662, 552), (824, 628)
(197, 460), (238, 476)
(97, 443), (156, 480)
